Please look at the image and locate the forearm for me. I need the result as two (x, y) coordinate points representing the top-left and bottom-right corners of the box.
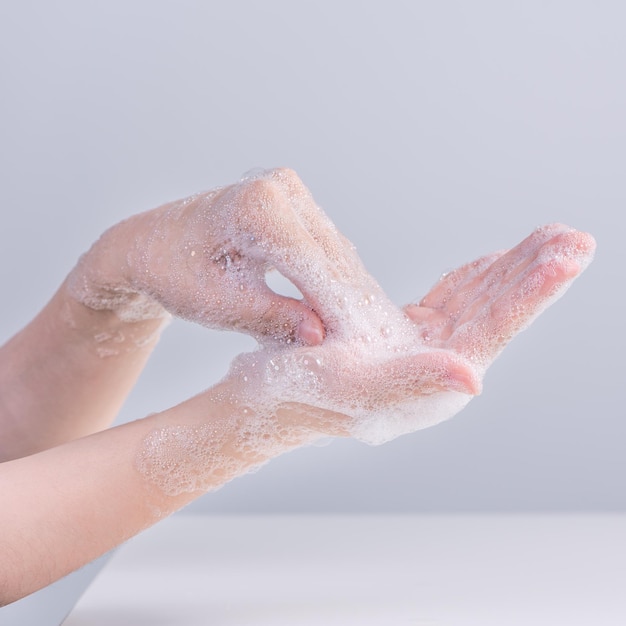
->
(0, 279), (168, 461)
(0, 381), (319, 605)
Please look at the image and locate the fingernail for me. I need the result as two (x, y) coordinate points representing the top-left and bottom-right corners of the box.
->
(298, 315), (325, 346)
(448, 362), (482, 396)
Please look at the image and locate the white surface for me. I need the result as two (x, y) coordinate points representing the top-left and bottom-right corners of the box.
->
(65, 514), (626, 625)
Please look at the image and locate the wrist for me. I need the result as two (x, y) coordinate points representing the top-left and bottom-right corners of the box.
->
(65, 217), (168, 323)
(135, 381), (330, 499)
(54, 278), (169, 360)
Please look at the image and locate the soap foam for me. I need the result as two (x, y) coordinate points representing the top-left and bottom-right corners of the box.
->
(231, 217), (592, 451)
(218, 169), (477, 445)
(135, 171), (596, 496)
(136, 422), (242, 496)
(136, 409), (309, 497)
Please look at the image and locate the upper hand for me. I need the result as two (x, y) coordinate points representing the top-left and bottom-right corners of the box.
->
(68, 169), (361, 346)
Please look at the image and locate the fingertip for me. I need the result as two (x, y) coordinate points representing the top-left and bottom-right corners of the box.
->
(574, 230), (597, 264)
(297, 311), (325, 346)
(403, 303), (425, 322)
(447, 361), (483, 396)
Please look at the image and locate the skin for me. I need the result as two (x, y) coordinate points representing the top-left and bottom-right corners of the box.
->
(0, 169), (595, 604)
(0, 169), (328, 461)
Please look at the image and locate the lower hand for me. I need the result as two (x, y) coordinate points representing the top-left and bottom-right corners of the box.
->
(229, 223), (595, 445)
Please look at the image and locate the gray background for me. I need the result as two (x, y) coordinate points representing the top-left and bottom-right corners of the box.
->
(0, 0), (623, 514)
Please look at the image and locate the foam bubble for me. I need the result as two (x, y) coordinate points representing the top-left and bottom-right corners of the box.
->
(136, 422), (240, 496)
(136, 410), (311, 496)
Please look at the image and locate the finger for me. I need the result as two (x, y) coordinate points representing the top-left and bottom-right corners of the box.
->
(489, 229), (595, 328)
(450, 229), (596, 365)
(457, 223), (576, 302)
(225, 172), (384, 327)
(176, 177), (336, 340)
(419, 251), (506, 310)
(431, 224), (584, 327)
(229, 169), (353, 276)
(455, 229), (595, 331)
(231, 282), (326, 347)
(403, 252), (506, 346)
(403, 303), (439, 324)
(449, 265), (570, 367)
(265, 168), (363, 273)
(222, 174), (346, 295)
(376, 349), (482, 398)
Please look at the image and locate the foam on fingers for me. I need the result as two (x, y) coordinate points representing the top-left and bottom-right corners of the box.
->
(419, 250), (507, 310)
(449, 227), (596, 367)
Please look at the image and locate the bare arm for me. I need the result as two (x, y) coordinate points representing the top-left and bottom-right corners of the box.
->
(0, 164), (595, 605)
(0, 169), (332, 460)
(0, 284), (168, 461)
(0, 379), (320, 605)
(0, 219), (594, 605)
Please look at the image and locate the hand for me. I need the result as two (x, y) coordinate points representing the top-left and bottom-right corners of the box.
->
(404, 223), (596, 372)
(67, 168), (361, 346)
(227, 223), (595, 445)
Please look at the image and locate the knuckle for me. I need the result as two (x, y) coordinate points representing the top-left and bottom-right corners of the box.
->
(268, 167), (309, 197)
(239, 177), (282, 212)
(270, 167), (301, 184)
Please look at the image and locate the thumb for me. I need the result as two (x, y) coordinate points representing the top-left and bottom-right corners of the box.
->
(379, 350), (482, 398)
(239, 289), (325, 347)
